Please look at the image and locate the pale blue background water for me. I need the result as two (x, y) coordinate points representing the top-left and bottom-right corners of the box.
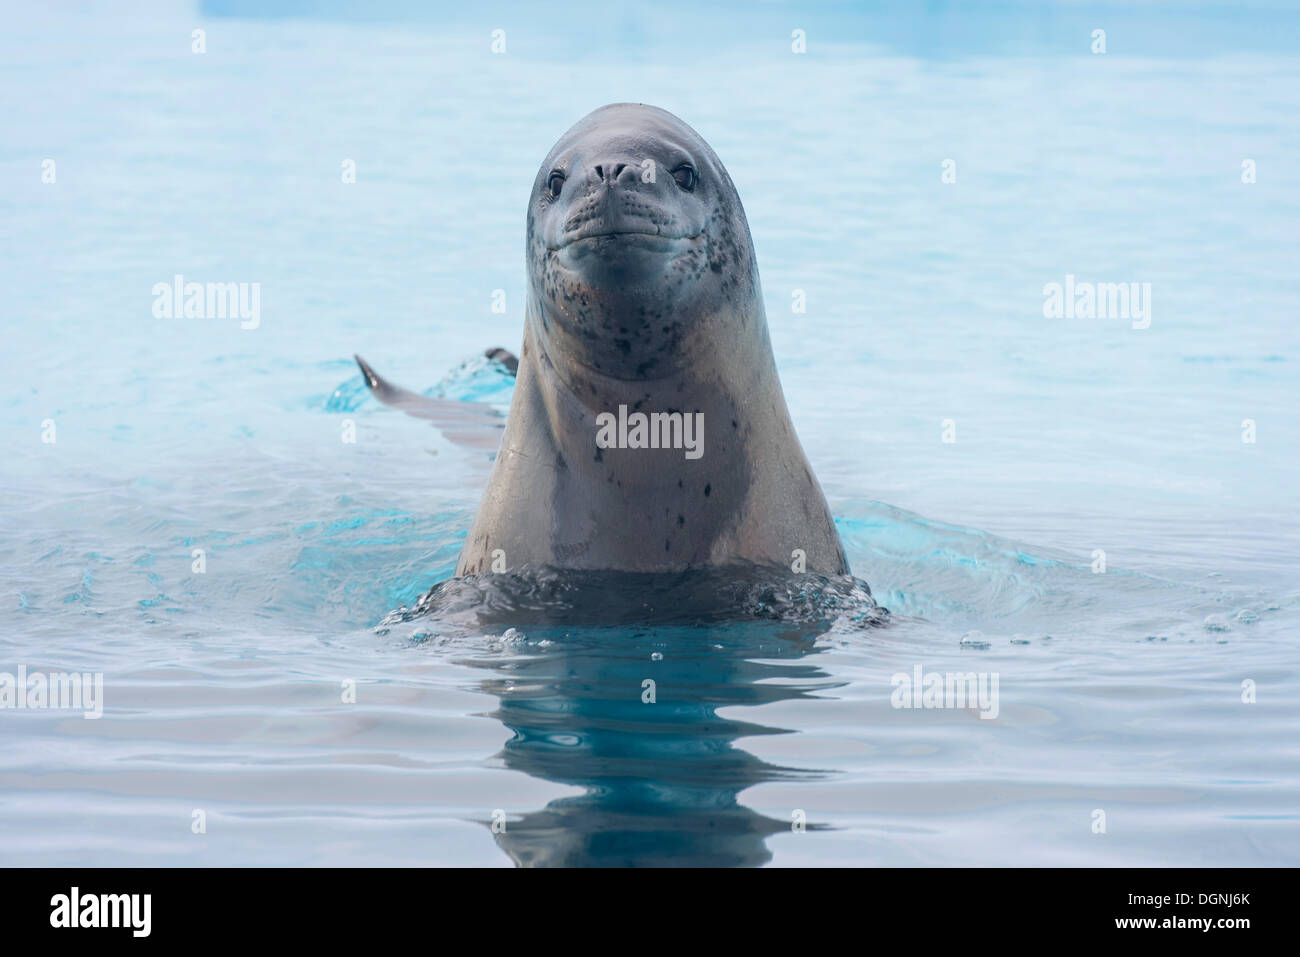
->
(1, 1), (1298, 866)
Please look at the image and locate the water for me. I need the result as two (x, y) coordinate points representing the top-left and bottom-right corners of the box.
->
(2, 1), (1298, 866)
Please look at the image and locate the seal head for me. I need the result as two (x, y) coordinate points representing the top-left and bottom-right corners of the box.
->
(529, 103), (758, 381)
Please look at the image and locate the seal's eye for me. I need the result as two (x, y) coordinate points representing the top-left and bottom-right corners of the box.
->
(547, 170), (565, 199)
(672, 164), (697, 191)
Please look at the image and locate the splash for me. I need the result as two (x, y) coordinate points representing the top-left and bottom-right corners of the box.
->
(381, 562), (889, 631)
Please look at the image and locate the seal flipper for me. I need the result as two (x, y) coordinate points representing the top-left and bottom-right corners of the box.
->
(354, 354), (435, 410)
(484, 347), (519, 375)
(354, 354), (506, 451)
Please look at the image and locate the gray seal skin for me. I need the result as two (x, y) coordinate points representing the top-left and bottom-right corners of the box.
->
(456, 103), (848, 577)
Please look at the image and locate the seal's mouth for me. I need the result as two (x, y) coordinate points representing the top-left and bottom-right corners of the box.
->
(549, 226), (702, 252)
(554, 233), (698, 260)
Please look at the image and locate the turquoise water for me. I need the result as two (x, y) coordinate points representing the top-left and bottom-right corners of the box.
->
(2, 1), (1298, 866)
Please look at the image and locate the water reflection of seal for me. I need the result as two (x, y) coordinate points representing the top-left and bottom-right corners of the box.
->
(475, 623), (831, 867)
(458, 103), (849, 577)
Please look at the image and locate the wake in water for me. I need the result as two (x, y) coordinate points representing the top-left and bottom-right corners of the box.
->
(379, 563), (889, 631)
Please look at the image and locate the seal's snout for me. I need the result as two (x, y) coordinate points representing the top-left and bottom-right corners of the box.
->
(554, 160), (699, 255)
(588, 161), (638, 187)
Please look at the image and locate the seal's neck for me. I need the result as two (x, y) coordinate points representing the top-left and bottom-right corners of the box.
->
(512, 295), (793, 499)
(527, 291), (778, 403)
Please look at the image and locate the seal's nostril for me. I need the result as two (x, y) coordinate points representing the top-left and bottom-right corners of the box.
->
(593, 163), (632, 184)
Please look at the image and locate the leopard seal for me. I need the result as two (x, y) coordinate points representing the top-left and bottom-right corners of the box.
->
(453, 103), (849, 578)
